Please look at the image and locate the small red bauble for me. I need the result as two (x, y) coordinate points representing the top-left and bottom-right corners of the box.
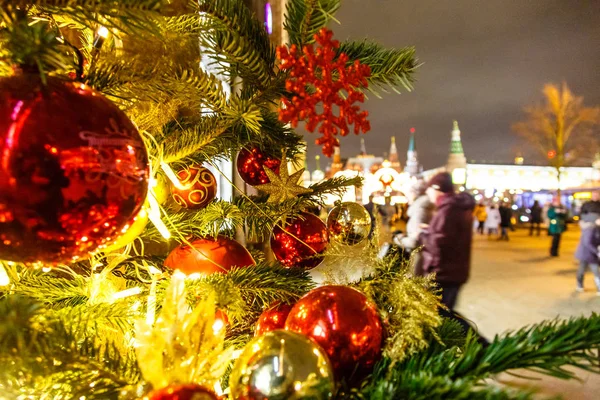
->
(270, 212), (328, 269)
(285, 285), (383, 380)
(236, 147), (281, 186)
(171, 165), (217, 209)
(254, 302), (293, 336)
(148, 383), (217, 400)
(0, 74), (149, 264)
(165, 236), (255, 275)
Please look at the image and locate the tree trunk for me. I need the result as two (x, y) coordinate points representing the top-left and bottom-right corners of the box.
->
(555, 167), (562, 199)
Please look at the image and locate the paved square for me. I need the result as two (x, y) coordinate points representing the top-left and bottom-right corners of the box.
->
(460, 227), (600, 398)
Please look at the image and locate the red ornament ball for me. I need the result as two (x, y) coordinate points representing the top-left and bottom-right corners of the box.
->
(236, 147), (281, 186)
(255, 302), (294, 336)
(171, 165), (216, 209)
(148, 384), (218, 400)
(0, 74), (149, 264)
(285, 285), (383, 380)
(270, 212), (328, 269)
(165, 236), (255, 275)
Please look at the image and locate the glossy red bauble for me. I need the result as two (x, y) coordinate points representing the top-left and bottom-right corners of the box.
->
(164, 236), (255, 275)
(270, 212), (328, 269)
(236, 147), (281, 186)
(285, 285), (383, 380)
(0, 74), (149, 264)
(254, 302), (293, 336)
(148, 383), (218, 400)
(171, 165), (217, 209)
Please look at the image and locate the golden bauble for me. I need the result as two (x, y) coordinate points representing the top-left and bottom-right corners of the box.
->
(326, 202), (372, 245)
(229, 330), (334, 399)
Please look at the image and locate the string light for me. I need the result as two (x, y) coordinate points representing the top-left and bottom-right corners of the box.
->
(160, 161), (194, 190)
(147, 190), (171, 239)
(0, 264), (10, 286)
(112, 286), (143, 300)
(93, 26), (109, 49)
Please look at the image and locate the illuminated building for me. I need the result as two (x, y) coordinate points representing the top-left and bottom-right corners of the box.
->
(422, 121), (599, 208)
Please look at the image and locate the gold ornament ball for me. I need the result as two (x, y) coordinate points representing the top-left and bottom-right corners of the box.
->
(229, 330), (334, 400)
(101, 207), (149, 253)
(326, 202), (372, 245)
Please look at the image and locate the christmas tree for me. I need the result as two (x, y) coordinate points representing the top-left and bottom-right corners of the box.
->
(0, 1), (598, 399)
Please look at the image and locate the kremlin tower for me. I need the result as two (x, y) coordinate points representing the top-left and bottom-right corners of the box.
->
(330, 145), (343, 176)
(405, 128), (421, 176)
(447, 120), (467, 170)
(388, 136), (402, 172)
(446, 120), (467, 185)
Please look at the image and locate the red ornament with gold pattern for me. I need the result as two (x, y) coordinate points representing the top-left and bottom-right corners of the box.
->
(270, 212), (328, 269)
(147, 383), (218, 400)
(164, 236), (255, 275)
(236, 147), (281, 186)
(0, 74), (149, 264)
(254, 302), (294, 336)
(171, 165), (217, 209)
(285, 285), (383, 380)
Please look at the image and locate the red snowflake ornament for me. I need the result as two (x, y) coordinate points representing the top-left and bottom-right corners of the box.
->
(277, 28), (371, 157)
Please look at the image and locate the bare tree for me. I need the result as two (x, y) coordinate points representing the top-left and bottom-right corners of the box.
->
(512, 82), (600, 194)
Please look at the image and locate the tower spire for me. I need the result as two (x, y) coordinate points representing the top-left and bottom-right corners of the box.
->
(359, 138), (367, 156)
(330, 145), (343, 177)
(447, 120), (467, 173)
(405, 128), (421, 176)
(388, 136), (402, 172)
(450, 120), (465, 155)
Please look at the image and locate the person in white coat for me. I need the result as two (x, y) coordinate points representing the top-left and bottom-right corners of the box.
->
(393, 180), (434, 275)
(485, 205), (501, 237)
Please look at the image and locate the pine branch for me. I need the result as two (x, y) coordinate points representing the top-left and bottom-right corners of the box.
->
(8, 268), (90, 307)
(354, 360), (534, 400)
(0, 295), (139, 399)
(0, 10), (76, 76)
(198, 0), (275, 89)
(142, 200), (244, 242)
(159, 115), (230, 163)
(9, 0), (172, 35)
(305, 175), (363, 203)
(284, 0), (341, 46)
(338, 40), (419, 97)
(399, 313), (600, 383)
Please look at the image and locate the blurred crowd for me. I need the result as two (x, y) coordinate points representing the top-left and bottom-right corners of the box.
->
(365, 172), (600, 343)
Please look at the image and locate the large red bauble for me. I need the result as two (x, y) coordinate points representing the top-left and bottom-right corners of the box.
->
(164, 236), (255, 275)
(148, 383), (218, 400)
(171, 165), (217, 209)
(285, 285), (383, 380)
(270, 212), (328, 269)
(0, 74), (149, 264)
(236, 147), (281, 186)
(254, 302), (293, 336)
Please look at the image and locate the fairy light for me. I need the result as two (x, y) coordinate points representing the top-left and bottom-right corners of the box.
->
(0, 264), (10, 286)
(112, 286), (143, 300)
(147, 191), (171, 239)
(212, 318), (225, 335)
(160, 161), (194, 190)
(93, 26), (109, 49)
(145, 265), (162, 325)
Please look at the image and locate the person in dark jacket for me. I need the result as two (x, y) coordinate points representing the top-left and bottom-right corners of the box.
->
(498, 202), (512, 241)
(420, 172), (475, 310)
(529, 200), (543, 236)
(548, 198), (568, 257)
(580, 191), (600, 216)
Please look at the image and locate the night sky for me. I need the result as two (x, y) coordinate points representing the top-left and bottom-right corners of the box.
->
(302, 0), (600, 170)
